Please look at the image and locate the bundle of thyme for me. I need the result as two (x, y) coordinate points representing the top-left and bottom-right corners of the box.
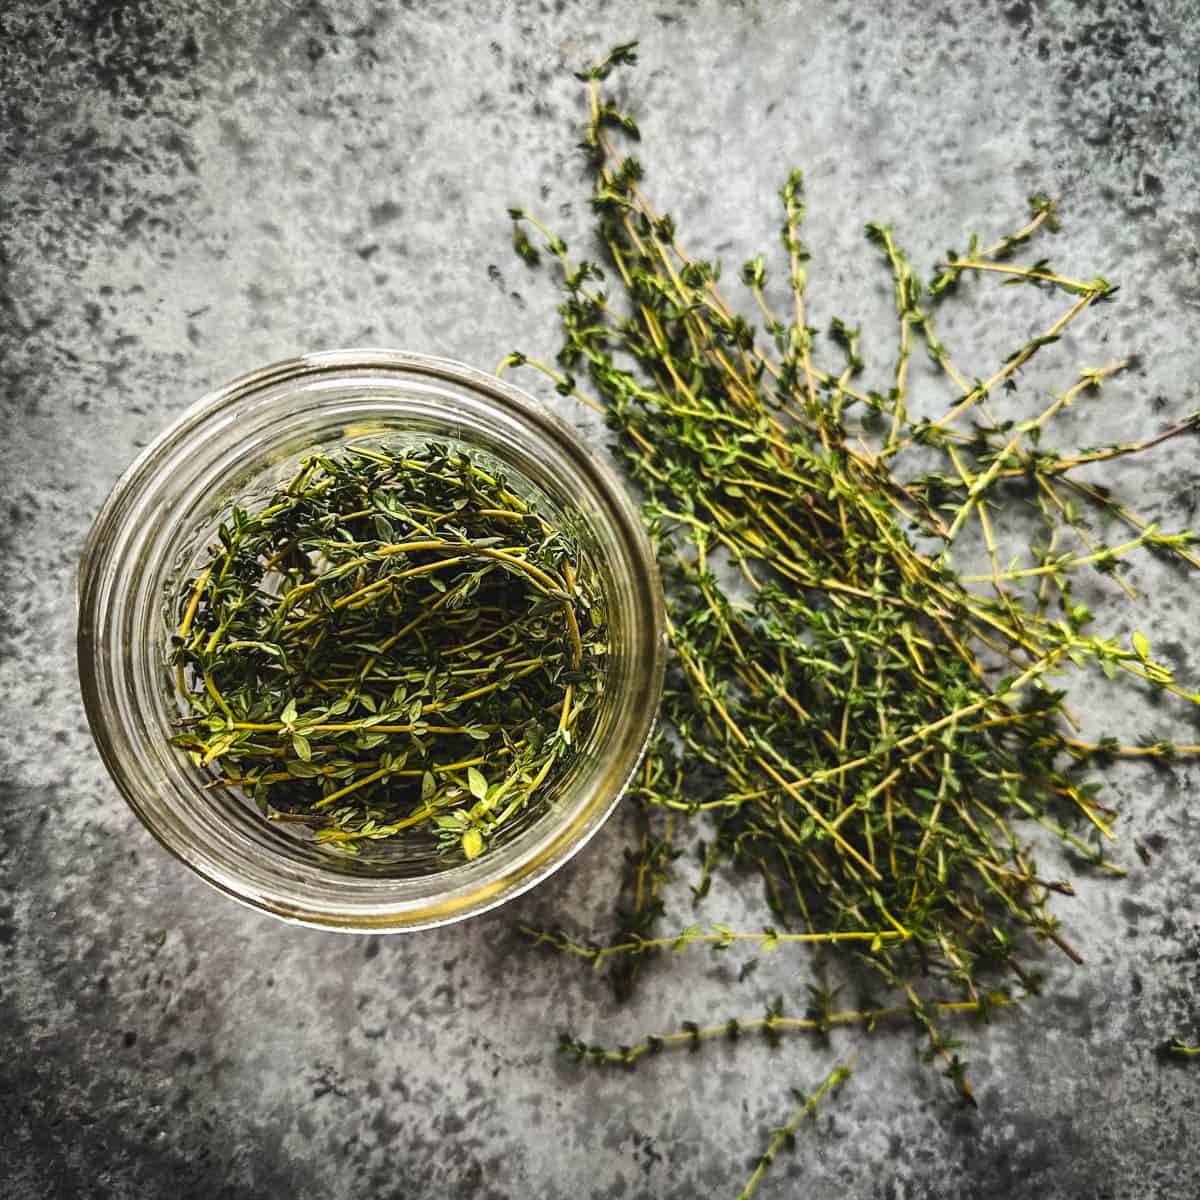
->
(170, 442), (604, 860)
(504, 43), (1199, 1190)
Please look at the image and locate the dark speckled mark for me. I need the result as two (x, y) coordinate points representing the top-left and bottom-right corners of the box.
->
(309, 1064), (351, 1100)
(1143, 831), (1170, 856)
(1003, 1), (1033, 29)
(77, 0), (202, 99)
(370, 199), (405, 226)
(1121, 896), (1152, 925)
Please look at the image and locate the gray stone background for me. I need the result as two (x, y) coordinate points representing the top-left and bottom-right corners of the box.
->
(2, 1), (1198, 1197)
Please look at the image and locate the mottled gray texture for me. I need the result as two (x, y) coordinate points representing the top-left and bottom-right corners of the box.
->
(2, 1), (1198, 1197)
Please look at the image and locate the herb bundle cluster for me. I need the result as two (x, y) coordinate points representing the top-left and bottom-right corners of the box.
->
(171, 442), (604, 860)
(506, 41), (1199, 1169)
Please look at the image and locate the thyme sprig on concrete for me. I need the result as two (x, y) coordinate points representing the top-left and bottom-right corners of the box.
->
(736, 1054), (856, 1200)
(170, 442), (604, 860)
(1160, 1036), (1199, 1060)
(556, 993), (1009, 1069)
(505, 41), (1200, 1123)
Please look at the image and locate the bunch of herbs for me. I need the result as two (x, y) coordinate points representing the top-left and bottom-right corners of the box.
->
(171, 441), (604, 861)
(505, 43), (1199, 1191)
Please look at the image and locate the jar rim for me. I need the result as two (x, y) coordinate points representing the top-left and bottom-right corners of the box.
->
(77, 348), (667, 931)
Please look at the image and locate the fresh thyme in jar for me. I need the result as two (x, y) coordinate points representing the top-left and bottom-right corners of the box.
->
(169, 440), (605, 862)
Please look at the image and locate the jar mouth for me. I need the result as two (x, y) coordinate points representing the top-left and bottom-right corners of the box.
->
(77, 349), (666, 931)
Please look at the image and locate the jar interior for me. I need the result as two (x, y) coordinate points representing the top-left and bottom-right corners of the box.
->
(158, 397), (614, 878)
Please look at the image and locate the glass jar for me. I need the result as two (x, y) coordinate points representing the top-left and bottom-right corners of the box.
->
(77, 349), (666, 931)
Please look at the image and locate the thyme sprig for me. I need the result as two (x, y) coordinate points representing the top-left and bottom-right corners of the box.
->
(506, 41), (1200, 1130)
(737, 1055), (855, 1200)
(557, 993), (1008, 1068)
(170, 442), (605, 860)
(523, 921), (910, 972)
(1161, 1036), (1200, 1059)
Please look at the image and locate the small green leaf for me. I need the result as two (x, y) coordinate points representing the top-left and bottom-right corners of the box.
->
(468, 766), (488, 801)
(462, 828), (484, 860)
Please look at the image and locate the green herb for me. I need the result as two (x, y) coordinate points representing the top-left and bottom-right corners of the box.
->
(737, 1054), (855, 1200)
(170, 441), (604, 860)
(1159, 1036), (1200, 1060)
(554, 993), (1007, 1068)
(504, 42), (1199, 1190)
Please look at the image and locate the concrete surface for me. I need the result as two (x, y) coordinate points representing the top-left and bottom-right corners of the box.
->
(2, 1), (1198, 1197)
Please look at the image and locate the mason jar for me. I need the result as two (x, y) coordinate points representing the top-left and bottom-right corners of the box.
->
(77, 349), (666, 931)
